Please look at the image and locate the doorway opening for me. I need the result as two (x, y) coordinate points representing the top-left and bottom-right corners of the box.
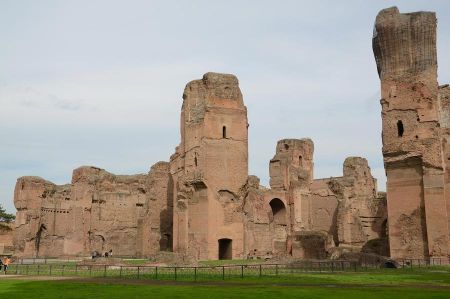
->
(218, 238), (232, 260)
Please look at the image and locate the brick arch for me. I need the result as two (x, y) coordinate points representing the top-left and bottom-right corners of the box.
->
(269, 198), (287, 225)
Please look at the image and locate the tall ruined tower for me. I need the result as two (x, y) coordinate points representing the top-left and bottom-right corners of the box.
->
(170, 72), (248, 260)
(373, 7), (449, 261)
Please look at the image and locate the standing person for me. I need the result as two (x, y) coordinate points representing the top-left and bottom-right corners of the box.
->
(3, 257), (11, 275)
(109, 249), (112, 257)
(0, 257), (3, 271)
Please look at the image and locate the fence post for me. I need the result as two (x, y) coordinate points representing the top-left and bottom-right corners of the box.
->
(120, 266), (122, 278)
(15, 264), (18, 275)
(37, 264), (40, 275)
(259, 264), (262, 277)
(331, 262), (334, 273)
(174, 267), (177, 280)
(89, 265), (92, 277)
(194, 267), (197, 281)
(50, 264), (52, 276)
(275, 264), (278, 276)
(75, 264), (78, 275)
(241, 265), (244, 278)
(137, 266), (140, 279)
(155, 267), (158, 280)
(222, 266), (225, 280)
(104, 265), (107, 277)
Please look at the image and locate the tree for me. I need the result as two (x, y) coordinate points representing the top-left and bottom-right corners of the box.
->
(0, 204), (15, 223)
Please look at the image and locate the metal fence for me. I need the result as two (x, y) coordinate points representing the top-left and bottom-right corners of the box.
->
(6, 257), (447, 281)
(397, 258), (444, 267)
(6, 259), (444, 281)
(8, 262), (358, 280)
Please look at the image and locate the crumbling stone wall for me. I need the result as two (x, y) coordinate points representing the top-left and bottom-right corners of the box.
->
(13, 163), (171, 258)
(439, 85), (450, 252)
(373, 7), (450, 261)
(0, 222), (14, 255)
(243, 139), (387, 259)
(12, 72), (388, 260)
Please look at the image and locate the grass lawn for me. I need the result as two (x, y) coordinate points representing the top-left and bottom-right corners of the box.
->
(121, 259), (152, 266)
(1, 268), (450, 298)
(0, 279), (448, 299)
(198, 259), (265, 266)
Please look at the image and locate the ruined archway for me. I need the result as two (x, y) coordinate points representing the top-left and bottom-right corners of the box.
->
(218, 238), (232, 260)
(269, 198), (287, 225)
(35, 224), (47, 257)
(269, 198), (288, 254)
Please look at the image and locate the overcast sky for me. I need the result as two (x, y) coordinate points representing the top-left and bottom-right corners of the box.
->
(1, 1), (449, 213)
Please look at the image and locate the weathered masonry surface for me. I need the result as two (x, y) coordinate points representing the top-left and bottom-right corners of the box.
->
(11, 6), (450, 262)
(11, 73), (387, 261)
(373, 7), (450, 262)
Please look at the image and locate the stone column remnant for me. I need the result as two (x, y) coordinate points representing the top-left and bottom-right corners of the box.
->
(373, 6), (450, 261)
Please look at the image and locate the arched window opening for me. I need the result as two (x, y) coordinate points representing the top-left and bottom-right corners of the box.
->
(269, 198), (287, 225)
(284, 144), (289, 150)
(222, 126), (227, 138)
(397, 120), (404, 137)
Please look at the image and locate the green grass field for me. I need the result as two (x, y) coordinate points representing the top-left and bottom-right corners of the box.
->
(1, 268), (450, 298)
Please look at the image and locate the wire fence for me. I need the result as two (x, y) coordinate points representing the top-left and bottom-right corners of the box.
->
(5, 258), (446, 281)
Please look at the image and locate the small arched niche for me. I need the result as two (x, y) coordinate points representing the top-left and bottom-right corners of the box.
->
(269, 198), (287, 225)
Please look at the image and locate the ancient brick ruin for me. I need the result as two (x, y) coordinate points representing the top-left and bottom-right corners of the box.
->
(11, 73), (387, 260)
(0, 222), (14, 256)
(9, 6), (449, 262)
(13, 163), (173, 257)
(373, 7), (450, 262)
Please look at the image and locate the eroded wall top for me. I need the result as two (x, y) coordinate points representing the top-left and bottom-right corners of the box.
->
(373, 6), (437, 79)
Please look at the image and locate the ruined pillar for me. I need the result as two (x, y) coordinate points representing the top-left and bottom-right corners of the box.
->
(373, 7), (449, 261)
(170, 72), (248, 260)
